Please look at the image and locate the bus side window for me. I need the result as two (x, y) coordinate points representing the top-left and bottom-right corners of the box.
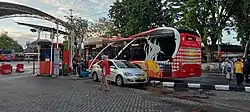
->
(129, 39), (147, 60)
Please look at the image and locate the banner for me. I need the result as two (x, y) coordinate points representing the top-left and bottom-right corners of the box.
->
(54, 48), (60, 75)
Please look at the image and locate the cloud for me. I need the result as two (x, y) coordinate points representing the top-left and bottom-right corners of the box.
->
(0, 0), (116, 47)
(40, 0), (60, 6)
(0, 27), (37, 47)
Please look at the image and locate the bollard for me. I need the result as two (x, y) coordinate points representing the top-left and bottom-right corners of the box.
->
(16, 64), (24, 73)
(33, 61), (35, 75)
(0, 64), (12, 75)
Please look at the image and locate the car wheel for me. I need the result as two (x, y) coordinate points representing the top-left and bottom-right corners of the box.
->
(116, 75), (124, 86)
(92, 72), (98, 81)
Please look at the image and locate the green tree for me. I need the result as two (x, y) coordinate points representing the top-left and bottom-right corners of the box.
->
(231, 0), (250, 58)
(162, 0), (187, 27)
(90, 17), (117, 37)
(176, 0), (240, 62)
(109, 0), (165, 37)
(109, 0), (127, 36)
(0, 31), (23, 52)
(62, 36), (70, 50)
(73, 17), (89, 51)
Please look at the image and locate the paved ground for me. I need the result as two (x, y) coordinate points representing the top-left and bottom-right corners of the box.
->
(172, 73), (250, 86)
(0, 73), (250, 112)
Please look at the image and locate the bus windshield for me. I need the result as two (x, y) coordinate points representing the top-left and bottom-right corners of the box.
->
(114, 61), (136, 68)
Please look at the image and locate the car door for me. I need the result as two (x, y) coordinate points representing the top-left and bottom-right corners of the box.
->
(108, 61), (117, 82)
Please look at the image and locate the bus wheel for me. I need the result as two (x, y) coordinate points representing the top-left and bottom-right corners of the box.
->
(116, 75), (124, 86)
(92, 72), (98, 82)
(147, 78), (152, 84)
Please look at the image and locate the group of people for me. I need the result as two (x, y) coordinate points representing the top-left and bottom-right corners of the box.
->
(72, 55), (111, 91)
(221, 57), (250, 85)
(72, 57), (88, 75)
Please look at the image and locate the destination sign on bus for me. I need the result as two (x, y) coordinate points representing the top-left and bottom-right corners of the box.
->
(186, 36), (196, 41)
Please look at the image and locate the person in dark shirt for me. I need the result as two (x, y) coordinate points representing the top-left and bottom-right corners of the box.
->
(244, 58), (250, 84)
(72, 58), (77, 74)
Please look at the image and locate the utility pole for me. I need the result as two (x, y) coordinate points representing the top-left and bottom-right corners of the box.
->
(217, 1), (222, 70)
(69, 9), (74, 74)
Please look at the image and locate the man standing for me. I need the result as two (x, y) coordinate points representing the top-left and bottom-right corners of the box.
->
(225, 58), (233, 84)
(221, 59), (226, 74)
(99, 55), (110, 91)
(234, 58), (244, 85)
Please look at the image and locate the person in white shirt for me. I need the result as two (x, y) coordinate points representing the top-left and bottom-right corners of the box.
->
(221, 60), (225, 74)
(225, 58), (233, 84)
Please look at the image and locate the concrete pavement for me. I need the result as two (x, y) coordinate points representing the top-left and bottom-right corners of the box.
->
(0, 75), (244, 112)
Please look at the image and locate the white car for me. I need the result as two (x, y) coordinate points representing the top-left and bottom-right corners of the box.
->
(91, 59), (148, 86)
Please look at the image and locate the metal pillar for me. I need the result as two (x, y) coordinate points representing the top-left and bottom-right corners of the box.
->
(70, 30), (73, 72)
(37, 29), (41, 75)
(56, 23), (59, 48)
(50, 31), (54, 76)
(69, 9), (74, 73)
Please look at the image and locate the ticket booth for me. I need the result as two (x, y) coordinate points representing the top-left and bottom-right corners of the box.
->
(38, 40), (63, 76)
(39, 40), (53, 76)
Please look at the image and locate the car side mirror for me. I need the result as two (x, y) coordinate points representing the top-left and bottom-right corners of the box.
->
(110, 66), (116, 69)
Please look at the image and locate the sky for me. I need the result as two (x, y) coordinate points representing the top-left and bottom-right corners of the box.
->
(0, 0), (239, 48)
(0, 0), (114, 48)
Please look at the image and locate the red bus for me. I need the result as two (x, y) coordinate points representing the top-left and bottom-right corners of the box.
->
(86, 27), (202, 80)
(0, 49), (16, 61)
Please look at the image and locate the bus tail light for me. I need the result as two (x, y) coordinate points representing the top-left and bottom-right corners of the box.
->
(179, 62), (183, 70)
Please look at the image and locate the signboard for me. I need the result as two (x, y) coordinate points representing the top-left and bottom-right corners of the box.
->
(41, 49), (51, 60)
(54, 48), (60, 75)
(218, 51), (222, 61)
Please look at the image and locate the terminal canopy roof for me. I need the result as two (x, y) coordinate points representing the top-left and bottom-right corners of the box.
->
(16, 22), (68, 35)
(0, 2), (69, 27)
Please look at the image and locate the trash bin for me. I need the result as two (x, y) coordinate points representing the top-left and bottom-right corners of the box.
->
(80, 70), (89, 77)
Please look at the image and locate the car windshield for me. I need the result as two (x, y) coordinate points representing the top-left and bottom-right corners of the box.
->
(114, 61), (136, 68)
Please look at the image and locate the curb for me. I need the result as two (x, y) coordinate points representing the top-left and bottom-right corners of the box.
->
(203, 72), (225, 76)
(34, 75), (91, 80)
(150, 81), (250, 92)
